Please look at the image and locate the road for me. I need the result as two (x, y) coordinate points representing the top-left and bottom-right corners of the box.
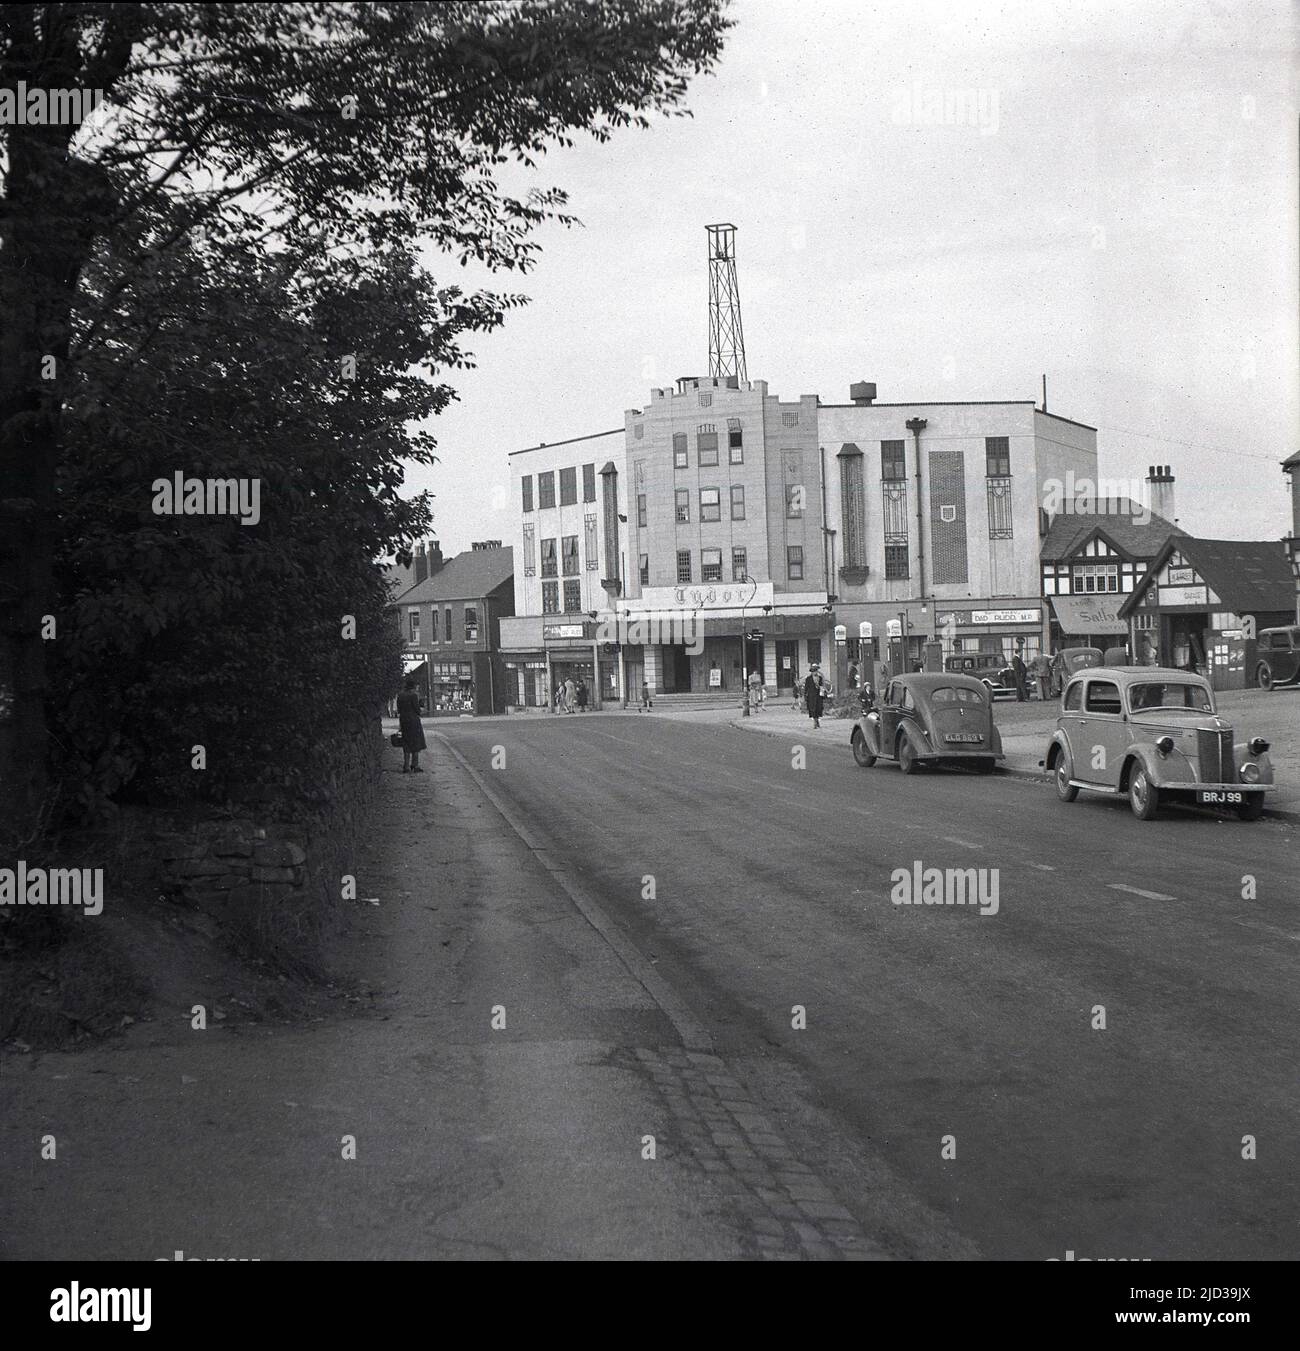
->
(437, 710), (1300, 1261)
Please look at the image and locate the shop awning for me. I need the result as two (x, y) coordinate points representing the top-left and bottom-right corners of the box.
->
(1050, 594), (1128, 634)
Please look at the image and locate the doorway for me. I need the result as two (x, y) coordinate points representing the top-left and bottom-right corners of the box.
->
(775, 640), (797, 689)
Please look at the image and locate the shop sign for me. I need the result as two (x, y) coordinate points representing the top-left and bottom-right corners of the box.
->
(639, 582), (775, 611)
(543, 623), (586, 640)
(1167, 567), (1196, 586)
(708, 668), (722, 687)
(970, 608), (1040, 626)
(1158, 585), (1208, 607)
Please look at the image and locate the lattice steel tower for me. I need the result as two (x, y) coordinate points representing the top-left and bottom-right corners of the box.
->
(706, 223), (747, 385)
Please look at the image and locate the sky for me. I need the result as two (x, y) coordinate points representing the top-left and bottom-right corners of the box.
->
(410, 0), (1298, 555)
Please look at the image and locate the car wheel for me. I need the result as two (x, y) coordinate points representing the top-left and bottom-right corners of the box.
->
(851, 729), (877, 768)
(1128, 765), (1159, 820)
(898, 733), (919, 775)
(1237, 795), (1266, 821)
(1256, 662), (1274, 691)
(1054, 751), (1078, 802)
(974, 757), (995, 774)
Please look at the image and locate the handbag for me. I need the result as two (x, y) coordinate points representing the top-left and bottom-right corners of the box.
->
(389, 732), (403, 747)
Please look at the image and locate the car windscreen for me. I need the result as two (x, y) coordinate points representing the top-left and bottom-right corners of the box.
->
(1129, 682), (1213, 712)
(930, 686), (985, 705)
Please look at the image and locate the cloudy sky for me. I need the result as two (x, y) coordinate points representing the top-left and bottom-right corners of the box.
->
(411, 0), (1297, 552)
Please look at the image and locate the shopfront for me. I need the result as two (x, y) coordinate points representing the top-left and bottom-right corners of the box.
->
(1048, 593), (1129, 654)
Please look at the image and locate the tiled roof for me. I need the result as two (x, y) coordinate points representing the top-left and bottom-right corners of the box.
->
(1120, 536), (1295, 618)
(392, 547), (514, 605)
(1040, 501), (1184, 562)
(1283, 450), (1300, 470)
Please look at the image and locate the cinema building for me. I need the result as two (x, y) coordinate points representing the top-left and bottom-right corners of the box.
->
(819, 383), (1096, 685)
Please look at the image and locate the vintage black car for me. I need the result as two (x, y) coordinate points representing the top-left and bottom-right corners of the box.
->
(851, 673), (1003, 774)
(1254, 626), (1300, 690)
(943, 652), (1018, 699)
(1050, 646), (1104, 696)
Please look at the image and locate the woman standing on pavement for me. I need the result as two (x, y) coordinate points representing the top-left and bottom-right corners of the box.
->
(396, 677), (427, 773)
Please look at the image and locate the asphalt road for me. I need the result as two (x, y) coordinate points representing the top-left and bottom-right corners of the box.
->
(439, 710), (1300, 1261)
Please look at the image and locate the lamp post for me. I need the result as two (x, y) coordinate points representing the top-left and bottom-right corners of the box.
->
(739, 574), (757, 716)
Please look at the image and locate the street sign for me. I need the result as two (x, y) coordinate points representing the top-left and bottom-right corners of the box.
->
(747, 629), (763, 641)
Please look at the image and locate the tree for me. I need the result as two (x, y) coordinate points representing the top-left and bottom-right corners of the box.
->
(0, 0), (731, 837)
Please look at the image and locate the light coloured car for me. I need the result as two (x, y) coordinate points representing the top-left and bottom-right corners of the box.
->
(1047, 667), (1273, 821)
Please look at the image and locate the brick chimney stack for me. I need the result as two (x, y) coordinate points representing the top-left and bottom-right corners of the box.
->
(1145, 465), (1176, 523)
(426, 540), (445, 575)
(414, 542), (428, 585)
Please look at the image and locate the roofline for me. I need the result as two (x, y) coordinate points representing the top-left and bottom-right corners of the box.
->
(817, 401), (1097, 431)
(509, 429), (624, 457)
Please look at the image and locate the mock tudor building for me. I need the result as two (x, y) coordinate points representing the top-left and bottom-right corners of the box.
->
(819, 383), (1097, 684)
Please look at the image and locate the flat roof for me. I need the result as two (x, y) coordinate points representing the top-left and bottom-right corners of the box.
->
(509, 429), (624, 457)
(818, 401), (1097, 432)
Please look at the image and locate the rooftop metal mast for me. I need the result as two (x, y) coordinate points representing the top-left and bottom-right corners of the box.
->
(706, 223), (747, 384)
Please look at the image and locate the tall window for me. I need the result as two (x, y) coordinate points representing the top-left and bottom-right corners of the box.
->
(701, 547), (723, 582)
(782, 409), (799, 426)
(639, 553), (649, 585)
(637, 493), (647, 528)
(730, 484), (745, 520)
(697, 426), (719, 467)
(445, 607), (452, 640)
(700, 487), (721, 522)
(562, 534), (579, 576)
(408, 609), (420, 642)
(522, 522), (536, 577)
(785, 483), (804, 518)
(542, 581), (559, 614)
(673, 433), (688, 469)
(582, 463), (596, 502)
(521, 475), (534, 512)
(431, 607), (439, 641)
(727, 419), (743, 464)
(538, 471), (555, 508)
(540, 537), (557, 577)
(731, 547), (747, 581)
(881, 440), (906, 480)
(985, 436), (1011, 477)
(583, 514), (598, 570)
(559, 466), (577, 506)
(675, 489), (690, 523)
(676, 549), (692, 583)
(464, 606), (479, 642)
(987, 479), (1013, 540)
(885, 543), (909, 579)
(839, 448), (866, 568)
(563, 579), (581, 612)
(787, 545), (804, 580)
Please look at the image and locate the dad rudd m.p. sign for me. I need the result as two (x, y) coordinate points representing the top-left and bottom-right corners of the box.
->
(969, 608), (1041, 626)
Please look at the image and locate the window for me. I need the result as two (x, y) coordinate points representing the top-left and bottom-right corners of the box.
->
(639, 553), (649, 585)
(582, 463), (596, 502)
(408, 609), (420, 642)
(1063, 680), (1083, 711)
(883, 481), (908, 544)
(522, 522), (536, 577)
(1130, 682), (1214, 713)
(673, 433), (688, 469)
(636, 493), (647, 528)
(431, 607), (439, 642)
(675, 489), (690, 523)
(633, 421), (644, 439)
(787, 545), (804, 580)
(1084, 680), (1122, 714)
(730, 484), (745, 520)
(562, 534), (579, 576)
(676, 549), (692, 583)
(727, 419), (743, 464)
(881, 440), (906, 480)
(559, 466), (577, 506)
(985, 437), (1011, 477)
(808, 639), (822, 666)
(732, 547), (747, 581)
(1073, 562), (1119, 593)
(785, 483), (804, 518)
(542, 581), (559, 614)
(782, 409), (799, 426)
(445, 607), (452, 640)
(563, 579), (581, 612)
(584, 514), (598, 570)
(540, 537), (557, 577)
(702, 547), (723, 582)
(698, 427), (719, 466)
(700, 487), (721, 522)
(521, 475), (534, 513)
(698, 391), (712, 407)
(840, 451), (866, 567)
(464, 606), (479, 642)
(987, 479), (1013, 540)
(538, 471), (555, 509)
(885, 543), (909, 579)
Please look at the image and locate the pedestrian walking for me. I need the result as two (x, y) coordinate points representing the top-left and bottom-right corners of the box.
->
(396, 677), (427, 773)
(563, 677), (576, 713)
(576, 677), (589, 712)
(847, 659), (860, 690)
(747, 668), (764, 713)
(1011, 647), (1029, 702)
(640, 679), (653, 711)
(803, 662), (828, 729)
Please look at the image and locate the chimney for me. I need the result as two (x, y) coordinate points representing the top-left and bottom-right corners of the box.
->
(471, 540), (502, 551)
(414, 542), (428, 585)
(1145, 465), (1175, 524)
(849, 381), (876, 406)
(426, 540), (445, 576)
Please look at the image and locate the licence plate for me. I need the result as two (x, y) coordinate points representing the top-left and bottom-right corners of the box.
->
(944, 733), (983, 744)
(1197, 790), (1243, 804)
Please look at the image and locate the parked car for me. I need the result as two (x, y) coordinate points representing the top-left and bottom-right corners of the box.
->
(1046, 667), (1273, 821)
(943, 652), (1018, 700)
(1254, 626), (1300, 690)
(851, 673), (1003, 774)
(1050, 646), (1104, 696)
